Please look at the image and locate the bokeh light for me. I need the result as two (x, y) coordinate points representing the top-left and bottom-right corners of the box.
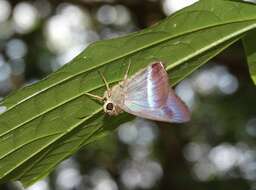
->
(6, 39), (27, 60)
(91, 169), (118, 190)
(13, 2), (39, 33)
(0, 1), (256, 190)
(175, 79), (195, 109)
(45, 3), (93, 66)
(0, 0), (11, 23)
(0, 105), (7, 114)
(163, 0), (198, 15)
(121, 159), (163, 189)
(97, 5), (117, 25)
(192, 64), (239, 96)
(56, 159), (81, 190)
(0, 56), (11, 82)
(27, 180), (50, 190)
(209, 143), (241, 172)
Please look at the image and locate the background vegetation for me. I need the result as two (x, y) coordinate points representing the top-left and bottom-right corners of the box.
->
(0, 0), (256, 190)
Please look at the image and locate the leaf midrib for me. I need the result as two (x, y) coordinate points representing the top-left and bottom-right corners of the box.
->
(0, 23), (252, 179)
(3, 18), (256, 112)
(1, 21), (256, 142)
(2, 17), (256, 180)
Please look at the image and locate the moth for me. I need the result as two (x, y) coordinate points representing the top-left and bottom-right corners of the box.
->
(85, 61), (190, 123)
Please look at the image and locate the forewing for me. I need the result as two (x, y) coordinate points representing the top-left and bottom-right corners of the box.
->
(118, 62), (190, 123)
(124, 62), (169, 109)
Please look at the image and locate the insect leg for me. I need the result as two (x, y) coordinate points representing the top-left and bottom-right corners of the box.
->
(84, 92), (104, 102)
(98, 71), (110, 91)
(98, 71), (112, 97)
(124, 60), (131, 80)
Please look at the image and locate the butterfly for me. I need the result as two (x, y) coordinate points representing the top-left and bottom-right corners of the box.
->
(85, 61), (190, 123)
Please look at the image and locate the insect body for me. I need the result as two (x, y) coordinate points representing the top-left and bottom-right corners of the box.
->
(85, 61), (190, 123)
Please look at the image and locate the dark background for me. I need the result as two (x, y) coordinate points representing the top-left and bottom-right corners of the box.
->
(0, 0), (256, 190)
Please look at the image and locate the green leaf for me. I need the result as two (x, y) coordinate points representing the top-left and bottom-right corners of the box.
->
(1, 0), (256, 186)
(242, 29), (256, 84)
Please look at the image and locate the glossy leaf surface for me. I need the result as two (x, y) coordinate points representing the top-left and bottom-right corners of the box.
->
(0, 0), (256, 186)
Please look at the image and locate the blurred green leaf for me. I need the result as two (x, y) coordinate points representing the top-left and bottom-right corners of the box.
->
(0, 0), (256, 186)
(243, 29), (256, 84)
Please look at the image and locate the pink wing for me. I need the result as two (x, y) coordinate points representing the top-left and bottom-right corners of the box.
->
(121, 62), (190, 123)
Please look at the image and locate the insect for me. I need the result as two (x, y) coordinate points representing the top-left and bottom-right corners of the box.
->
(85, 61), (190, 123)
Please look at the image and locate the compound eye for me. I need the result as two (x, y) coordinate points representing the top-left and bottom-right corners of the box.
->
(106, 103), (114, 111)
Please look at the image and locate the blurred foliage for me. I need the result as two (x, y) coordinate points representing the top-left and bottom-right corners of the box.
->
(0, 0), (256, 190)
